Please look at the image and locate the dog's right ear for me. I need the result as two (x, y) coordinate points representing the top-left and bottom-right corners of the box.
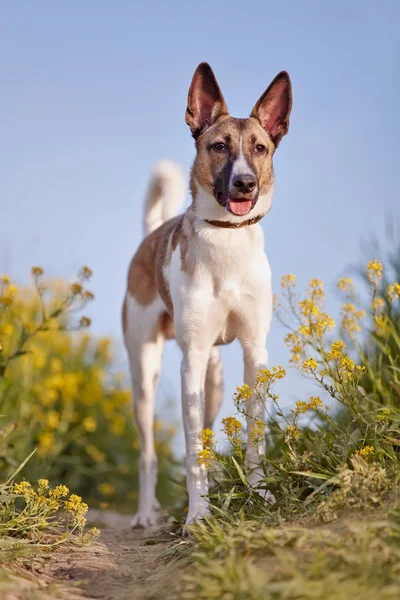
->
(185, 63), (228, 139)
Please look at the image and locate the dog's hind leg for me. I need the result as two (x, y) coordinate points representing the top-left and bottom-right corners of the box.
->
(123, 293), (165, 528)
(204, 347), (223, 430)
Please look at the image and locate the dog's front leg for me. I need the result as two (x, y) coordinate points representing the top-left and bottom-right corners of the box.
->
(180, 346), (212, 532)
(242, 341), (276, 505)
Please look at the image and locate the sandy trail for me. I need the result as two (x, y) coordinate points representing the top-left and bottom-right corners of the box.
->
(49, 511), (184, 600)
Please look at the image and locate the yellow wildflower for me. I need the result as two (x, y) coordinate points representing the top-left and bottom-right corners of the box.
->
(37, 479), (49, 493)
(222, 416), (242, 437)
(31, 266), (44, 277)
(281, 274), (296, 289)
(84, 290), (95, 300)
(83, 416), (97, 432)
(50, 484), (69, 499)
(47, 410), (60, 429)
(302, 358), (318, 373)
(233, 384), (252, 403)
(299, 299), (319, 317)
(309, 396), (323, 410)
(367, 258), (383, 283)
(97, 483), (116, 497)
(286, 425), (300, 439)
(387, 283), (400, 301)
(367, 259), (383, 284)
(13, 481), (32, 495)
(251, 419), (266, 444)
(0, 275), (10, 284)
(198, 448), (214, 469)
(354, 446), (374, 460)
(371, 297), (385, 312)
(38, 432), (55, 456)
(326, 340), (345, 361)
(337, 277), (354, 292)
(200, 428), (215, 449)
(299, 324), (311, 337)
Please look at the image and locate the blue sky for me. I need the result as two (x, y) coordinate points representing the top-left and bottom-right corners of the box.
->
(1, 1), (399, 451)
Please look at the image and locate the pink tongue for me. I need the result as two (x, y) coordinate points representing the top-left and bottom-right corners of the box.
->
(229, 199), (253, 216)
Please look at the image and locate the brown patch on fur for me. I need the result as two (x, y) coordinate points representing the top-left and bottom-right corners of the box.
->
(127, 217), (181, 309)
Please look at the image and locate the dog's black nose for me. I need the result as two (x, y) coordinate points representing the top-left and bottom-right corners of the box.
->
(232, 174), (257, 194)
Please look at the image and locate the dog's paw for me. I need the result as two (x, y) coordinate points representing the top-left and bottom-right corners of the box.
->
(131, 505), (160, 529)
(182, 504), (210, 536)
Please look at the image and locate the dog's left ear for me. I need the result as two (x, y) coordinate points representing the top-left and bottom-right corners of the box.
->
(185, 63), (228, 139)
(250, 71), (292, 146)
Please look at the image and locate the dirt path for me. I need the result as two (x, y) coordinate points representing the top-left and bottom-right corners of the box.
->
(49, 511), (185, 600)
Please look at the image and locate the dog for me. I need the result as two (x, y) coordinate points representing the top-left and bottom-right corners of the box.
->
(122, 63), (292, 532)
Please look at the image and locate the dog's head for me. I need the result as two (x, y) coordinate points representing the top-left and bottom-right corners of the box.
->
(186, 63), (292, 220)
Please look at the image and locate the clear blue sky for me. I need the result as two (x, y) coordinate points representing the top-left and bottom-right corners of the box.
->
(1, 1), (399, 451)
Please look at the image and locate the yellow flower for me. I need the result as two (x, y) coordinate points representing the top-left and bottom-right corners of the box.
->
(371, 297), (385, 312)
(37, 479), (49, 493)
(200, 428), (215, 449)
(367, 259), (383, 284)
(281, 274), (296, 289)
(84, 290), (95, 300)
(0, 275), (10, 284)
(387, 283), (400, 301)
(286, 425), (300, 439)
(65, 493), (89, 515)
(50, 484), (69, 499)
(83, 416), (97, 432)
(309, 396), (323, 410)
(299, 299), (319, 317)
(251, 419), (265, 444)
(222, 416), (242, 437)
(299, 324), (311, 337)
(198, 448), (214, 469)
(47, 410), (60, 429)
(272, 366), (286, 379)
(13, 481), (32, 495)
(302, 358), (318, 373)
(337, 277), (354, 292)
(354, 446), (374, 460)
(31, 266), (44, 277)
(326, 340), (345, 361)
(38, 432), (55, 456)
(233, 384), (252, 403)
(256, 366), (286, 385)
(97, 483), (116, 497)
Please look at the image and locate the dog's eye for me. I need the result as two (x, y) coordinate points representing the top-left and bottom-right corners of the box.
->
(255, 144), (266, 153)
(212, 142), (226, 152)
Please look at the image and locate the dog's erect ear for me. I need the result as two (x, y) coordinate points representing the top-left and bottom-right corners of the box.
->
(250, 71), (292, 146)
(185, 63), (228, 139)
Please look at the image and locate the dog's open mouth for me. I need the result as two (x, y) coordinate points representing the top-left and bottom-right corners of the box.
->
(228, 199), (253, 216)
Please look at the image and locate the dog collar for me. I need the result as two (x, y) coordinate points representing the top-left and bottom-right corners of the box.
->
(204, 214), (264, 229)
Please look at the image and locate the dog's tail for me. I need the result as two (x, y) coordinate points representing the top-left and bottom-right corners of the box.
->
(142, 160), (186, 237)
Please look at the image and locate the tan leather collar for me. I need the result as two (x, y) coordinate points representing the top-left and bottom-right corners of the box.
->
(204, 214), (264, 229)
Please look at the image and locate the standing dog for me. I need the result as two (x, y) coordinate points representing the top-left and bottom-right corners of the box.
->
(123, 63), (292, 532)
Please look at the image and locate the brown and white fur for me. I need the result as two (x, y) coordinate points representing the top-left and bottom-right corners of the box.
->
(123, 63), (292, 532)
